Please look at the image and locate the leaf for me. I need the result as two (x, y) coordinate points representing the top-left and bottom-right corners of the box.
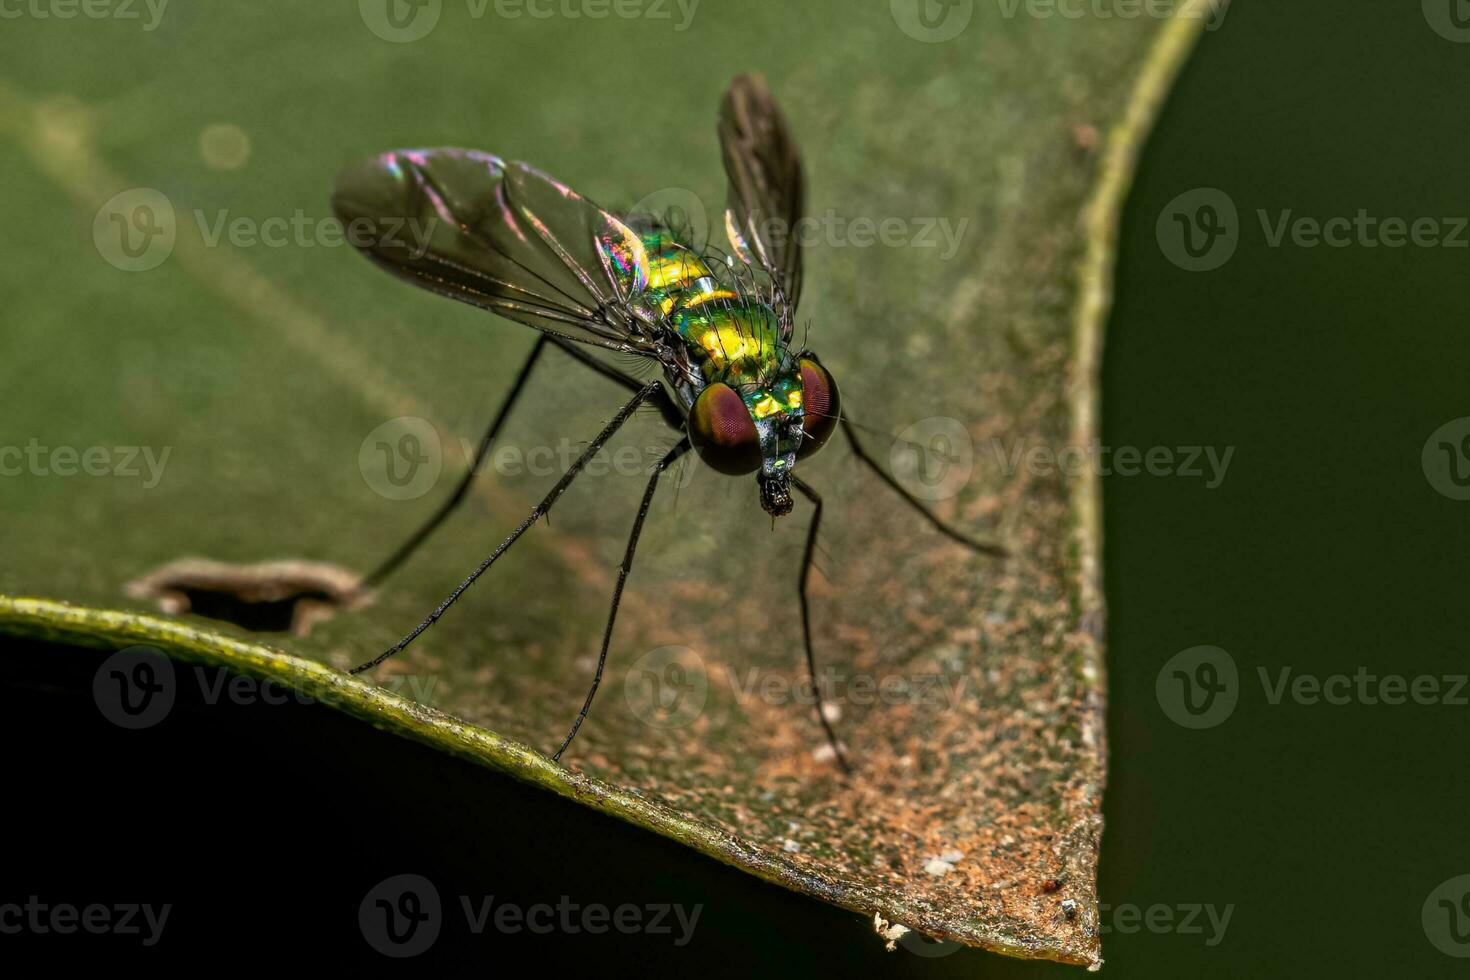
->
(0, 2), (1210, 966)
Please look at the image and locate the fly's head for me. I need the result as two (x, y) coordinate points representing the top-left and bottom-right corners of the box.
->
(687, 351), (840, 517)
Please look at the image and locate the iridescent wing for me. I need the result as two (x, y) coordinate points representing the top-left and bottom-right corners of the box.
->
(332, 149), (665, 357)
(718, 74), (806, 325)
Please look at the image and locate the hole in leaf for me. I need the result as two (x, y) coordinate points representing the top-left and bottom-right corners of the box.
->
(126, 559), (367, 636)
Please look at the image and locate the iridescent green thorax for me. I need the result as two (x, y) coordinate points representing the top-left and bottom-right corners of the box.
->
(636, 231), (806, 480)
(637, 232), (804, 428)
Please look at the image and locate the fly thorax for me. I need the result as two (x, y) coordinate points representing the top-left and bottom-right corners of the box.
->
(735, 357), (805, 480)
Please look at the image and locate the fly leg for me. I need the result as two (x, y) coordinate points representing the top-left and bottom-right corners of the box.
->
(550, 339), (685, 430)
(553, 437), (691, 761)
(359, 335), (550, 590)
(790, 476), (852, 774)
(840, 419), (1007, 558)
(359, 337), (680, 591)
(351, 380), (669, 674)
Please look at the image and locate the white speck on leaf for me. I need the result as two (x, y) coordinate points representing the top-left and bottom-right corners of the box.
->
(873, 913), (910, 952)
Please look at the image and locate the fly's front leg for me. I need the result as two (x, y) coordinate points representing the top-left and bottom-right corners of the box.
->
(550, 339), (685, 431)
(351, 380), (667, 674)
(359, 337), (682, 591)
(554, 437), (692, 762)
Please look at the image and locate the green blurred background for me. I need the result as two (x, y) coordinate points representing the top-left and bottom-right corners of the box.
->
(4, 1), (1470, 976)
(1102, 1), (1470, 976)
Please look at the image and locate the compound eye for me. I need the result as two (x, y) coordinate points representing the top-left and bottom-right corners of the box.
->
(689, 383), (760, 475)
(798, 359), (840, 458)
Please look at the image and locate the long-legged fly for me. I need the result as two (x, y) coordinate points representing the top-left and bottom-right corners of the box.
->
(332, 75), (1004, 772)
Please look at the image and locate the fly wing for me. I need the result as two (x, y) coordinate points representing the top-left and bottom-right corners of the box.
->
(332, 148), (665, 357)
(718, 74), (806, 327)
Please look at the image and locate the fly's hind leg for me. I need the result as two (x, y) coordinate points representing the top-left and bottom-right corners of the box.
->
(790, 476), (852, 774)
(840, 419), (1007, 558)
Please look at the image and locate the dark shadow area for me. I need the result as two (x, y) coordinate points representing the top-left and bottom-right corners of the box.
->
(0, 636), (1077, 977)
